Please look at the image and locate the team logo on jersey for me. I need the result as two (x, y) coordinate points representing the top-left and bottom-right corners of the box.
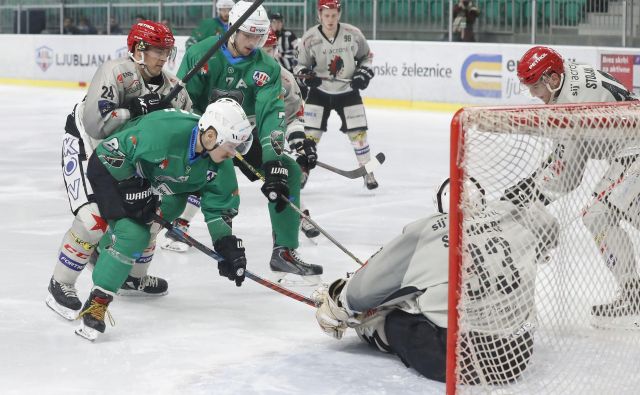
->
(98, 100), (116, 117)
(35, 46), (54, 72)
(159, 159), (169, 169)
(102, 138), (120, 153)
(328, 55), (344, 78)
(206, 170), (217, 182)
(129, 136), (138, 146)
(99, 154), (124, 168)
(201, 63), (209, 75)
(253, 71), (271, 87)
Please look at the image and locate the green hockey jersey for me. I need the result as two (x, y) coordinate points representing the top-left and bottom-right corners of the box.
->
(177, 37), (286, 162)
(185, 17), (227, 50)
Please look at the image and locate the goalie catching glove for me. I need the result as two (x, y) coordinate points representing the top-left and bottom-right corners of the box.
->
(288, 131), (317, 170)
(313, 279), (361, 340)
(214, 235), (246, 287)
(128, 93), (171, 118)
(351, 66), (374, 90)
(261, 160), (289, 213)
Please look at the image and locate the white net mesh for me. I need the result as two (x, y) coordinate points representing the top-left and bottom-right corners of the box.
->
(451, 102), (640, 394)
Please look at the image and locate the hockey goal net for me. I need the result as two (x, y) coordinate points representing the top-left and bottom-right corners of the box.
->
(446, 101), (640, 394)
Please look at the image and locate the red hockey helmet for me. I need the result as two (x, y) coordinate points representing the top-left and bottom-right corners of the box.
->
(517, 46), (564, 85)
(318, 0), (341, 11)
(264, 28), (277, 48)
(127, 20), (175, 53)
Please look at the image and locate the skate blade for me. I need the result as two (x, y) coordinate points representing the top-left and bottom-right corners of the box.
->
(75, 323), (100, 342)
(45, 294), (79, 321)
(117, 289), (169, 297)
(591, 314), (640, 330)
(272, 272), (323, 287)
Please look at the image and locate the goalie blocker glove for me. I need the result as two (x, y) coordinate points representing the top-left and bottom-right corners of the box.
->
(288, 131), (318, 170)
(297, 68), (322, 88)
(214, 235), (247, 287)
(261, 160), (289, 213)
(351, 66), (374, 90)
(128, 93), (171, 118)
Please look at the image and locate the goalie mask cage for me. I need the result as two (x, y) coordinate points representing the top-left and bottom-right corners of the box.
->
(446, 101), (640, 395)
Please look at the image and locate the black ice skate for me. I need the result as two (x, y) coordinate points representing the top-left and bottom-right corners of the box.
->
(270, 246), (323, 286)
(159, 218), (191, 252)
(301, 210), (320, 239)
(46, 276), (82, 320)
(591, 278), (640, 330)
(118, 275), (169, 296)
(75, 287), (114, 341)
(364, 172), (378, 190)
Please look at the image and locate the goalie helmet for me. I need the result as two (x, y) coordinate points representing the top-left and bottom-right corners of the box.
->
(228, 0), (270, 48)
(127, 20), (175, 53)
(216, 0), (235, 11)
(433, 177), (486, 215)
(318, 0), (341, 11)
(198, 98), (253, 155)
(517, 46), (564, 85)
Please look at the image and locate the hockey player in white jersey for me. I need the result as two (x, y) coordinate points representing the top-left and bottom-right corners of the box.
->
(511, 46), (639, 329)
(159, 28), (321, 253)
(314, 181), (558, 382)
(47, 20), (192, 320)
(294, 0), (378, 190)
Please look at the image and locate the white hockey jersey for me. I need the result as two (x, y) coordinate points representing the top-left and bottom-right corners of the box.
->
(294, 23), (373, 94)
(533, 63), (637, 200)
(345, 200), (555, 334)
(77, 57), (192, 143)
(279, 65), (305, 136)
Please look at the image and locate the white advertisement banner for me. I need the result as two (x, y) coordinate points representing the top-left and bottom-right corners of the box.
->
(1, 34), (638, 106)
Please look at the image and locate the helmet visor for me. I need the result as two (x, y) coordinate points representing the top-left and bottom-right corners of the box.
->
(218, 133), (253, 156)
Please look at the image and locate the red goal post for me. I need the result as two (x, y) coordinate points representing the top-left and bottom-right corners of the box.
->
(446, 101), (640, 395)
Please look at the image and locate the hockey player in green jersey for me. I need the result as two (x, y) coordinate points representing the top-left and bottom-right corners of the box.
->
(75, 99), (253, 341)
(177, 0), (322, 284)
(185, 0), (235, 50)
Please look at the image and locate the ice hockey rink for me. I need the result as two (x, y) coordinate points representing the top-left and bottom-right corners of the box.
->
(0, 84), (451, 394)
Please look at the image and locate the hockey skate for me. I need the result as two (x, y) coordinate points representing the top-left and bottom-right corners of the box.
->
(46, 277), (82, 320)
(301, 210), (320, 239)
(270, 246), (323, 286)
(118, 275), (169, 296)
(364, 172), (378, 190)
(591, 278), (640, 330)
(159, 218), (191, 252)
(75, 287), (114, 341)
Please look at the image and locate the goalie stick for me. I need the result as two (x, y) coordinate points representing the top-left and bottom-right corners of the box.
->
(154, 214), (317, 308)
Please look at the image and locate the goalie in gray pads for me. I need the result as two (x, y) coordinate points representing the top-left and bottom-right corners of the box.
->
(314, 182), (558, 383)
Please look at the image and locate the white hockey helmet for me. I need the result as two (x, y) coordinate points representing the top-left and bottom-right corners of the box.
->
(216, 0), (235, 11)
(433, 176), (486, 215)
(228, 0), (270, 48)
(198, 98), (253, 155)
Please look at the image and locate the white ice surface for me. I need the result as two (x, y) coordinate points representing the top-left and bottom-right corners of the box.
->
(0, 85), (452, 394)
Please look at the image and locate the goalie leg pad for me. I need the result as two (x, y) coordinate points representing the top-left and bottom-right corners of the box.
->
(384, 309), (448, 382)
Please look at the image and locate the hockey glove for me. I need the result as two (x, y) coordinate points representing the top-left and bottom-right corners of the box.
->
(351, 66), (374, 90)
(214, 235), (247, 287)
(128, 93), (171, 118)
(298, 68), (322, 88)
(117, 177), (159, 225)
(313, 279), (360, 340)
(501, 176), (551, 208)
(261, 160), (289, 213)
(288, 131), (318, 170)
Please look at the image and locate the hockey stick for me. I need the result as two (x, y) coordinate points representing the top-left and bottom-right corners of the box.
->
(270, 133), (386, 179)
(293, 74), (352, 83)
(162, 0), (266, 104)
(235, 153), (365, 266)
(154, 214), (317, 307)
